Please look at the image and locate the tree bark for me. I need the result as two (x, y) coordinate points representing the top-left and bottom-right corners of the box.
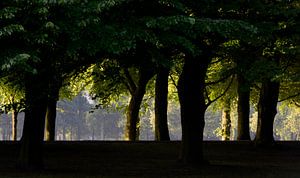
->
(45, 78), (61, 141)
(221, 101), (231, 141)
(11, 110), (18, 141)
(125, 68), (154, 141)
(44, 99), (57, 141)
(254, 80), (280, 146)
(155, 66), (170, 141)
(237, 74), (251, 140)
(18, 75), (48, 170)
(178, 55), (208, 164)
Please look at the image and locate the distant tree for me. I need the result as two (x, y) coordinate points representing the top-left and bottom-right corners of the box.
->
(221, 99), (231, 141)
(0, 79), (25, 141)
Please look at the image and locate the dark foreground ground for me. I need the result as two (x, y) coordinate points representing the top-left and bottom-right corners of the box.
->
(0, 141), (300, 178)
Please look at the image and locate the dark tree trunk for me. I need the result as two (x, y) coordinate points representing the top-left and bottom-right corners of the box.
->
(18, 75), (48, 170)
(178, 56), (208, 164)
(155, 66), (170, 141)
(221, 101), (231, 141)
(44, 99), (57, 141)
(45, 78), (61, 141)
(237, 75), (251, 140)
(11, 110), (18, 141)
(254, 80), (280, 146)
(125, 68), (154, 141)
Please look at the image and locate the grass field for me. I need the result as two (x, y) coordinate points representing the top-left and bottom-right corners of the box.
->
(0, 141), (300, 178)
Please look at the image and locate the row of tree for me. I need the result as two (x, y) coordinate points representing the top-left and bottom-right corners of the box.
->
(2, 94), (300, 142)
(0, 0), (299, 170)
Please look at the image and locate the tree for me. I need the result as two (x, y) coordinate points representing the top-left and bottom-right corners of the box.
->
(0, 79), (25, 141)
(0, 0), (107, 169)
(251, 1), (300, 146)
(175, 18), (256, 164)
(125, 66), (155, 141)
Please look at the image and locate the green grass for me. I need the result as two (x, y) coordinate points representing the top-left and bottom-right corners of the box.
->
(0, 141), (300, 178)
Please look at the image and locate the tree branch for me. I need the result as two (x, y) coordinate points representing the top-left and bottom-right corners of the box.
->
(210, 57), (224, 65)
(279, 92), (300, 102)
(294, 101), (300, 108)
(169, 74), (178, 90)
(205, 76), (234, 108)
(206, 73), (232, 86)
(123, 68), (137, 95)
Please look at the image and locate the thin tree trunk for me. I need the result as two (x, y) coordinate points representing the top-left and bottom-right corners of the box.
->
(155, 66), (170, 141)
(11, 111), (18, 141)
(44, 99), (57, 141)
(92, 127), (95, 140)
(221, 101), (231, 141)
(237, 74), (251, 140)
(18, 75), (48, 170)
(2, 115), (6, 139)
(0, 115), (2, 140)
(125, 68), (154, 141)
(178, 55), (208, 164)
(77, 125), (81, 140)
(254, 80), (280, 146)
(135, 116), (140, 140)
(100, 122), (104, 140)
(62, 126), (66, 140)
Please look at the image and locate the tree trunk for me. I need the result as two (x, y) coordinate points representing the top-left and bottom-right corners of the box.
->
(18, 75), (48, 170)
(237, 74), (251, 140)
(135, 116), (140, 140)
(100, 122), (104, 140)
(45, 78), (60, 141)
(254, 80), (280, 146)
(155, 66), (170, 141)
(125, 68), (154, 141)
(221, 101), (231, 141)
(178, 56), (208, 164)
(76, 125), (81, 140)
(11, 110), (18, 141)
(44, 99), (57, 141)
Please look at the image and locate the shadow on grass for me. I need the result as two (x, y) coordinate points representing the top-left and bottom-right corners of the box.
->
(0, 141), (300, 178)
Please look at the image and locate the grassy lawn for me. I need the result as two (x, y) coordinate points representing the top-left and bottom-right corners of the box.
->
(0, 141), (300, 178)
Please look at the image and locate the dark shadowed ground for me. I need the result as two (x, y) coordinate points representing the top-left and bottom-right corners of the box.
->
(0, 141), (300, 178)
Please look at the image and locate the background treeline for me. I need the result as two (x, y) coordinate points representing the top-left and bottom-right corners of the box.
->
(1, 93), (300, 141)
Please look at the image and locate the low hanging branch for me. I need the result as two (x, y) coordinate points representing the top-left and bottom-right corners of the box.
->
(205, 72), (232, 86)
(205, 75), (234, 108)
(278, 92), (300, 102)
(209, 57), (225, 65)
(169, 74), (178, 90)
(293, 100), (300, 108)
